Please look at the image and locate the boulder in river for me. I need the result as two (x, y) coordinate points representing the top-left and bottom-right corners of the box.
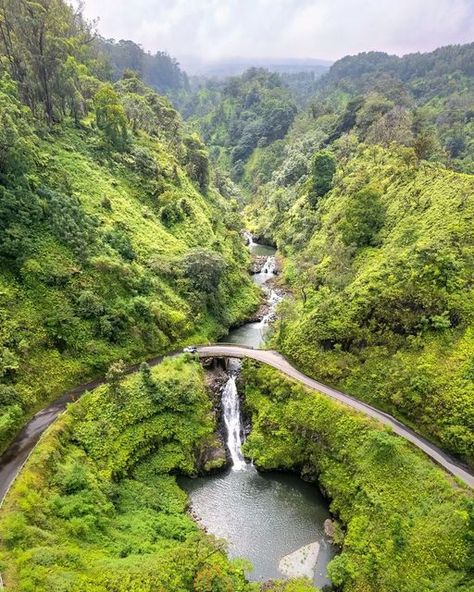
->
(324, 519), (336, 539)
(250, 255), (268, 274)
(324, 518), (344, 546)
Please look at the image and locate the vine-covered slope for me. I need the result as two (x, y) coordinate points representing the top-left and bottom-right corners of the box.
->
(242, 361), (474, 592)
(0, 2), (259, 453)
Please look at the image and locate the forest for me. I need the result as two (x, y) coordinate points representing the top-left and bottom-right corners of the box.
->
(240, 44), (474, 465)
(0, 1), (473, 591)
(0, 0), (258, 453)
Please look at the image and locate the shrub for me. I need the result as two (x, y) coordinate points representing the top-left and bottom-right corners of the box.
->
(310, 149), (336, 205)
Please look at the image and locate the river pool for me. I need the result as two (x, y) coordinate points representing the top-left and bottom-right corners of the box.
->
(181, 238), (336, 587)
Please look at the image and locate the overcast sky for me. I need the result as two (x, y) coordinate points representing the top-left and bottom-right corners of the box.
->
(81, 0), (474, 62)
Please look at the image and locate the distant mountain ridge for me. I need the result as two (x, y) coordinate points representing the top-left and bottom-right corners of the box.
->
(178, 55), (332, 77)
(318, 43), (474, 98)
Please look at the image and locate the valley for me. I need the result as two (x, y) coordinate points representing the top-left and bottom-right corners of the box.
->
(0, 2), (473, 591)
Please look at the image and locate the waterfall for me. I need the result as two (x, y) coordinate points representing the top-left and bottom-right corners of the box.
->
(261, 256), (276, 276)
(222, 362), (247, 471)
(257, 256), (282, 328)
(260, 288), (282, 328)
(219, 236), (282, 468)
(254, 255), (277, 288)
(244, 231), (254, 248)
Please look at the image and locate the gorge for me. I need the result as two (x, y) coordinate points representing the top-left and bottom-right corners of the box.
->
(181, 239), (336, 587)
(0, 3), (473, 590)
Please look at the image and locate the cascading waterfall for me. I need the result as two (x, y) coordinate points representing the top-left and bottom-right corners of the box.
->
(243, 231), (255, 248)
(258, 256), (282, 328)
(260, 288), (282, 328)
(182, 230), (336, 589)
(222, 361), (247, 471)
(261, 256), (276, 275)
(220, 233), (282, 470)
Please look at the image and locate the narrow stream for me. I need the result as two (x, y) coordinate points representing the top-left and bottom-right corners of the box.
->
(181, 236), (336, 587)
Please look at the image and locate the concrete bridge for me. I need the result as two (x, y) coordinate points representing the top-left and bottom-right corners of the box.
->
(0, 344), (472, 508)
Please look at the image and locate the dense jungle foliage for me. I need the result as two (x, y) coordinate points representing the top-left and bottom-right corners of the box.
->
(242, 361), (474, 592)
(95, 37), (190, 97)
(0, 0), (259, 453)
(260, 145), (474, 464)
(1, 1), (474, 591)
(0, 357), (316, 592)
(184, 68), (298, 182)
(318, 44), (474, 174)
(235, 44), (474, 465)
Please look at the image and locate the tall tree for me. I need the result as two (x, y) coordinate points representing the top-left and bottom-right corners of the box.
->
(0, 0), (93, 122)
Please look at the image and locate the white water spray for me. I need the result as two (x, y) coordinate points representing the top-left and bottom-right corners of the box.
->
(243, 231), (255, 248)
(260, 288), (282, 328)
(254, 255), (277, 288)
(257, 256), (282, 328)
(222, 363), (247, 471)
(261, 256), (276, 275)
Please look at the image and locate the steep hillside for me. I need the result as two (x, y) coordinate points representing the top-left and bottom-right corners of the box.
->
(0, 2), (258, 453)
(313, 44), (474, 173)
(184, 68), (298, 182)
(94, 37), (190, 97)
(238, 44), (474, 465)
(250, 143), (474, 463)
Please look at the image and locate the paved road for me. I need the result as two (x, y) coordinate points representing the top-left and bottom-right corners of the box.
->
(199, 345), (474, 488)
(0, 353), (170, 504)
(0, 345), (472, 507)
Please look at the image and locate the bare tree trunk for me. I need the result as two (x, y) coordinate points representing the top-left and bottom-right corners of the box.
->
(38, 24), (53, 123)
(0, 1), (27, 89)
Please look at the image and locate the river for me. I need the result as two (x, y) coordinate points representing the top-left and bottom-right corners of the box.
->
(180, 237), (336, 588)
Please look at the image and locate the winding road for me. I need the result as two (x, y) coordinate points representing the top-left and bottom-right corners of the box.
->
(199, 345), (474, 488)
(0, 345), (472, 508)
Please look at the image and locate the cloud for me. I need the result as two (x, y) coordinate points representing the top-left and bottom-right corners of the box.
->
(81, 0), (474, 61)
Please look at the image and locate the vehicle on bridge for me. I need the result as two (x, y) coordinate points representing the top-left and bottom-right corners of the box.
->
(183, 345), (198, 354)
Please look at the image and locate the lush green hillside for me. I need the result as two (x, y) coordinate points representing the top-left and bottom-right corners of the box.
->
(313, 44), (474, 174)
(241, 44), (474, 465)
(250, 143), (474, 464)
(0, 82), (258, 452)
(186, 43), (474, 203)
(0, 1), (259, 453)
(242, 361), (474, 592)
(94, 37), (190, 98)
(184, 68), (298, 183)
(0, 356), (314, 592)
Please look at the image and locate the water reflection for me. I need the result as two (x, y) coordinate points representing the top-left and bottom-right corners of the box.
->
(180, 468), (336, 586)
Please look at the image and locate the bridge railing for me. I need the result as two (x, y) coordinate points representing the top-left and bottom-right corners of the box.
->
(198, 343), (257, 350)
